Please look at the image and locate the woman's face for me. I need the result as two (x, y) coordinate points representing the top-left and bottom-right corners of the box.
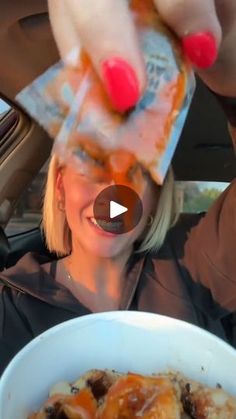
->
(56, 159), (159, 259)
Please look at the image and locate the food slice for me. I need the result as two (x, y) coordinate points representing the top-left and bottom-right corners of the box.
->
(98, 373), (182, 418)
(28, 369), (119, 419)
(178, 375), (236, 419)
(28, 389), (97, 419)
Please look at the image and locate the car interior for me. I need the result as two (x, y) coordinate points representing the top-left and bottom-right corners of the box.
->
(0, 0), (235, 272)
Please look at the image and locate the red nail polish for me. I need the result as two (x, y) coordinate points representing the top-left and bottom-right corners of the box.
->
(182, 32), (217, 69)
(102, 58), (140, 112)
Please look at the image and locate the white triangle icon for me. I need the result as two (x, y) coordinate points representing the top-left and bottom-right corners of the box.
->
(110, 201), (128, 219)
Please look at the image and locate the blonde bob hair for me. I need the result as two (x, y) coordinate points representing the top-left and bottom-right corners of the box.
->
(42, 154), (179, 257)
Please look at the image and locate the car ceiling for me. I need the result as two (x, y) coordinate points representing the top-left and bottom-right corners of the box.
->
(0, 0), (235, 226)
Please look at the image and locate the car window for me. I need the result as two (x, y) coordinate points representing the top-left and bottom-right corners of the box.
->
(176, 181), (229, 213)
(5, 161), (48, 236)
(0, 98), (11, 120)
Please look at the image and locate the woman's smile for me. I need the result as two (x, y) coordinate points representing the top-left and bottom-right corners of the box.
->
(87, 216), (124, 237)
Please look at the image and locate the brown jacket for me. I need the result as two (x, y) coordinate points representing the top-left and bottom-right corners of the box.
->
(0, 180), (236, 374)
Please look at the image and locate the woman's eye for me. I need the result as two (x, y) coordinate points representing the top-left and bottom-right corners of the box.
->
(74, 148), (92, 162)
(94, 157), (105, 167)
(74, 148), (104, 167)
(141, 167), (150, 178)
(128, 163), (148, 179)
(127, 165), (141, 181)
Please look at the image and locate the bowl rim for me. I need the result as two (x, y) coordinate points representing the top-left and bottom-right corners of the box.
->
(1, 310), (235, 390)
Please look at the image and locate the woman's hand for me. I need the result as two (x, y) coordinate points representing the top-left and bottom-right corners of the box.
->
(48, 0), (236, 112)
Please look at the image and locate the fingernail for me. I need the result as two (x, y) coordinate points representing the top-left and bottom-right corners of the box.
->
(102, 58), (140, 112)
(182, 32), (218, 69)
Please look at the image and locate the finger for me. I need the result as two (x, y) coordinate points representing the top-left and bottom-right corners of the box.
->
(49, 0), (146, 113)
(48, 0), (81, 66)
(154, 0), (222, 69)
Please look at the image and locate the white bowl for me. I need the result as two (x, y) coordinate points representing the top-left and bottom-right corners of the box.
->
(0, 311), (236, 419)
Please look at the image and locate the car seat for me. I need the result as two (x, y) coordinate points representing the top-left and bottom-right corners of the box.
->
(0, 226), (10, 271)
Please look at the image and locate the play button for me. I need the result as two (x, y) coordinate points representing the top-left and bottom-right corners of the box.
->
(93, 185), (143, 234)
(110, 201), (128, 219)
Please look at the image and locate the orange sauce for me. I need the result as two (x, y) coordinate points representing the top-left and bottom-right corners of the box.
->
(65, 388), (97, 417)
(98, 373), (179, 418)
(53, 0), (188, 188)
(28, 374), (181, 418)
(69, 135), (147, 191)
(158, 72), (186, 152)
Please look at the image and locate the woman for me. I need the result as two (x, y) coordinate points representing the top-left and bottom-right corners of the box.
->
(0, 0), (236, 374)
(0, 152), (235, 375)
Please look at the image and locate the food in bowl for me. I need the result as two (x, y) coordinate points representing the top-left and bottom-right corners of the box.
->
(28, 369), (236, 418)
